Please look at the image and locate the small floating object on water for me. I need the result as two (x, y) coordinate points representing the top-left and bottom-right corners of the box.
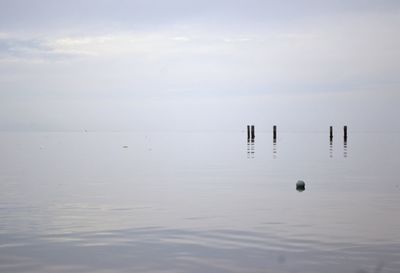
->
(296, 180), (305, 192)
(123, 145), (128, 148)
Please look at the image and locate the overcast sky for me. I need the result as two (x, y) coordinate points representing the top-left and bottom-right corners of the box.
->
(0, 0), (399, 132)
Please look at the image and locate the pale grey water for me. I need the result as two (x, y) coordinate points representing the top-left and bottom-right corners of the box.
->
(0, 131), (399, 273)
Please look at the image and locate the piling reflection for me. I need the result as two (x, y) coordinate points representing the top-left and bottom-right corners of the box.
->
(247, 139), (255, 159)
(344, 139), (348, 158)
(329, 139), (333, 158)
(273, 139), (277, 159)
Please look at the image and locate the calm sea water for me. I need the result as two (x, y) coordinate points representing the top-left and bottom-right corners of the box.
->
(0, 131), (399, 273)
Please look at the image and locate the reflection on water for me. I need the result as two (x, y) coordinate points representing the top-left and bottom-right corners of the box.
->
(0, 132), (399, 273)
(247, 139), (255, 159)
(273, 138), (277, 159)
(328, 138), (349, 159)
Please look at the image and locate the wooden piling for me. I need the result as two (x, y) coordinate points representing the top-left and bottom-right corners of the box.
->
(247, 125), (250, 139)
(344, 125), (348, 141)
(251, 125), (255, 139)
(330, 126), (333, 140)
(273, 125), (277, 140)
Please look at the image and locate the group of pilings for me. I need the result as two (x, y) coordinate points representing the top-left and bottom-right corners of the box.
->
(247, 125), (277, 140)
(247, 125), (255, 140)
(247, 125), (348, 140)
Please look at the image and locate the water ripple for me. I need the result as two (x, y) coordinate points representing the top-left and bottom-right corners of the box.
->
(1, 227), (399, 273)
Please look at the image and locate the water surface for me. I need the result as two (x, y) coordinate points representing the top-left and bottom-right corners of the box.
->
(1, 131), (399, 273)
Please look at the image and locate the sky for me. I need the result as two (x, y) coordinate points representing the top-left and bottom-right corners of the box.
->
(0, 0), (399, 132)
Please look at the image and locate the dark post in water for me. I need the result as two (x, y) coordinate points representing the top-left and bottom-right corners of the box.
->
(247, 125), (250, 139)
(251, 125), (255, 140)
(330, 126), (333, 140)
(273, 125), (277, 141)
(344, 125), (348, 141)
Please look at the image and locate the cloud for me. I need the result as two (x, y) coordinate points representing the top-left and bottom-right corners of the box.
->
(0, 1), (399, 131)
(1, 8), (399, 98)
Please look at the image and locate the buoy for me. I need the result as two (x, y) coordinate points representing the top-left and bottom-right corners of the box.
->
(296, 180), (305, 192)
